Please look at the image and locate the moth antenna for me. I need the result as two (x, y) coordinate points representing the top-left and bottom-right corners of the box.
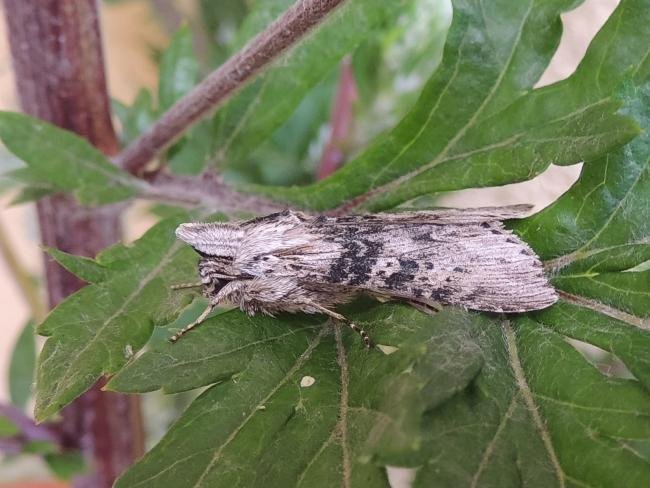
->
(346, 321), (375, 349)
(312, 303), (375, 349)
(171, 282), (203, 290)
(169, 304), (214, 343)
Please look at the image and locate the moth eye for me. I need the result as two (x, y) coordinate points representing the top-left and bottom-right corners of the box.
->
(213, 278), (229, 293)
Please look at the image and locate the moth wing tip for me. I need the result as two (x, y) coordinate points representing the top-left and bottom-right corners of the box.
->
(175, 223), (197, 243)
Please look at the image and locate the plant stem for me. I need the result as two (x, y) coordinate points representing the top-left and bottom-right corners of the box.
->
(4, 1), (144, 486)
(115, 0), (348, 175)
(140, 171), (286, 214)
(317, 56), (358, 180)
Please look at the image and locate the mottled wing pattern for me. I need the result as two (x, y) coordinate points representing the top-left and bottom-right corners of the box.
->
(234, 209), (557, 313)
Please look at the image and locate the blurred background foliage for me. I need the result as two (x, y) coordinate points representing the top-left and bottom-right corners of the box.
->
(111, 0), (451, 186)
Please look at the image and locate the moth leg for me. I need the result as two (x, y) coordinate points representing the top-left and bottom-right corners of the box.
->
(168, 303), (214, 343)
(171, 282), (203, 290)
(312, 304), (374, 349)
(169, 280), (247, 343)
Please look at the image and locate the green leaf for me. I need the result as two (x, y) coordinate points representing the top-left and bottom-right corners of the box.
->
(8, 320), (36, 410)
(531, 302), (650, 389)
(248, 0), (646, 211)
(113, 89), (156, 145)
(228, 73), (337, 186)
(46, 247), (111, 284)
(0, 167), (59, 204)
(158, 25), (199, 112)
(197, 0), (250, 64)
(515, 76), (650, 320)
(0, 415), (19, 437)
(34, 215), (199, 421)
(44, 452), (87, 480)
(0, 112), (144, 205)
(353, 0), (451, 125)
(29, 0), (650, 485)
(414, 43), (650, 488)
(414, 319), (650, 487)
(23, 439), (59, 455)
(211, 0), (409, 168)
(110, 306), (484, 487)
(169, 121), (215, 175)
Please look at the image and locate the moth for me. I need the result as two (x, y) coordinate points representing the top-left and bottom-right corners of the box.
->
(171, 206), (557, 347)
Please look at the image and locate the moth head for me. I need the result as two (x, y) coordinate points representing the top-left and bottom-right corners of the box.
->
(175, 222), (243, 258)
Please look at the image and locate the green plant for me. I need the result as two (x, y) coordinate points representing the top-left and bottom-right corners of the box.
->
(1, 0), (648, 486)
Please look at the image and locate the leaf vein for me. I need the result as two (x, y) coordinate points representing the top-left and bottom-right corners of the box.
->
(334, 325), (352, 488)
(191, 327), (327, 487)
(503, 320), (566, 487)
(558, 291), (649, 330)
(470, 393), (520, 488)
(534, 393), (650, 417)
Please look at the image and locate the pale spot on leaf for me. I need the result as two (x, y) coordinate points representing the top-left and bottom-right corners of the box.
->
(300, 375), (316, 387)
(377, 344), (399, 355)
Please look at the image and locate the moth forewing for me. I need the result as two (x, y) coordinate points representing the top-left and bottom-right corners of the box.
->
(172, 208), (557, 346)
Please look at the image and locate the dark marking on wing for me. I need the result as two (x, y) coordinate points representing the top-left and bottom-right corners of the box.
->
(413, 231), (434, 241)
(327, 227), (384, 286)
(385, 269), (416, 290)
(430, 287), (454, 301)
(398, 258), (419, 272)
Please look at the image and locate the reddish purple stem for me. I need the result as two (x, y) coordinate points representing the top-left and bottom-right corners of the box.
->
(317, 57), (358, 180)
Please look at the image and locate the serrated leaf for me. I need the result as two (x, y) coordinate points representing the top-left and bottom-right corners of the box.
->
(29, 0), (650, 485)
(45, 247), (111, 284)
(248, 0), (647, 211)
(211, 0), (408, 169)
(414, 318), (650, 487)
(8, 320), (36, 410)
(530, 302), (650, 390)
(158, 25), (199, 112)
(34, 215), (199, 421)
(415, 35), (650, 488)
(0, 112), (144, 205)
(515, 76), (650, 321)
(111, 306), (484, 487)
